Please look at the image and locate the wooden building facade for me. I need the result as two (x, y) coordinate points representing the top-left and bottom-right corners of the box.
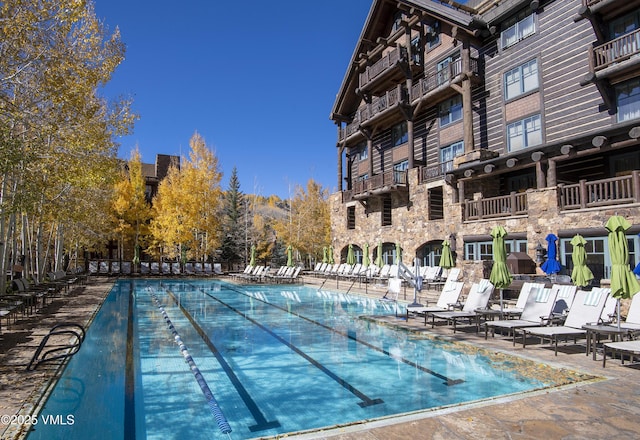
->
(330, 0), (640, 282)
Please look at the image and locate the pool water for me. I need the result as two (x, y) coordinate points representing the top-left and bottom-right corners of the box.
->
(28, 279), (586, 439)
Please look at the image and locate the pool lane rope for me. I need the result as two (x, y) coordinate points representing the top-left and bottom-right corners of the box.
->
(148, 289), (232, 437)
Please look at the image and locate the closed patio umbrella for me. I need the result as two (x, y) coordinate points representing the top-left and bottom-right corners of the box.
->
(395, 242), (402, 264)
(286, 245), (294, 267)
(249, 244), (256, 267)
(375, 242), (383, 267)
(363, 243), (370, 267)
(605, 215), (640, 329)
(439, 239), (455, 269)
(328, 246), (334, 264)
(541, 233), (561, 275)
(570, 234), (593, 287)
(489, 226), (513, 312)
(346, 244), (356, 265)
(322, 246), (328, 264)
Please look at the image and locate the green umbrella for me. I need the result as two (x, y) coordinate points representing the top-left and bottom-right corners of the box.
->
(322, 246), (328, 264)
(605, 216), (640, 329)
(439, 239), (455, 269)
(286, 245), (294, 267)
(346, 244), (356, 265)
(489, 226), (513, 312)
(375, 242), (383, 267)
(328, 246), (334, 264)
(249, 244), (256, 267)
(395, 242), (402, 264)
(570, 234), (593, 287)
(363, 243), (370, 267)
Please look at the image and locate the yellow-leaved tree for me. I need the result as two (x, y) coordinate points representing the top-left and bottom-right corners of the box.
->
(150, 132), (222, 262)
(273, 179), (330, 267)
(111, 148), (152, 266)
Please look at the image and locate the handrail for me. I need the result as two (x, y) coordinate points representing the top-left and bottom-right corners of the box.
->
(464, 192), (528, 221)
(591, 28), (640, 71)
(558, 172), (639, 210)
(27, 322), (85, 371)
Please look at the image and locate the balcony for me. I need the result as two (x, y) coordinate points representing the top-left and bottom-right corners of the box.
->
(558, 171), (640, 210)
(337, 85), (409, 142)
(589, 28), (640, 72)
(359, 46), (408, 94)
(343, 170), (408, 202)
(463, 192), (528, 221)
(419, 161), (452, 183)
(410, 57), (479, 104)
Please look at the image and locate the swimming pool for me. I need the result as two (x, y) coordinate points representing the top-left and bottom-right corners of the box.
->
(27, 279), (588, 439)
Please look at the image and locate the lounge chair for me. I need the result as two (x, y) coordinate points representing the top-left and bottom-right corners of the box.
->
(99, 261), (109, 275)
(521, 288), (610, 355)
(406, 280), (465, 324)
(171, 262), (182, 275)
(429, 280), (495, 332)
(500, 282), (547, 317)
(161, 262), (171, 275)
(111, 261), (121, 276)
(140, 262), (150, 275)
(602, 340), (640, 367)
(278, 266), (301, 284)
(485, 284), (566, 344)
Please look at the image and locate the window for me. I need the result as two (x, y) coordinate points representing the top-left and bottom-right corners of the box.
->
(501, 9), (535, 49)
(504, 59), (538, 100)
(465, 239), (527, 261)
(559, 235), (639, 282)
(439, 95), (463, 126)
(347, 206), (355, 230)
(355, 141), (368, 161)
(436, 52), (461, 86)
(381, 196), (392, 226)
(411, 35), (421, 64)
(391, 121), (408, 146)
(616, 78), (640, 122)
(428, 187), (444, 220)
(427, 21), (440, 49)
(393, 160), (408, 183)
(507, 115), (541, 152)
(440, 141), (464, 172)
(392, 10), (404, 33)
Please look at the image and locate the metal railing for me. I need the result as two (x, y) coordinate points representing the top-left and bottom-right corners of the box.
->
(463, 192), (528, 221)
(419, 161), (453, 183)
(558, 171), (640, 210)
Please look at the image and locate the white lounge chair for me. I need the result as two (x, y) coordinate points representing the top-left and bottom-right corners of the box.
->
(429, 280), (495, 332)
(521, 288), (610, 355)
(500, 282), (547, 317)
(406, 280), (464, 324)
(602, 340), (640, 367)
(485, 284), (569, 344)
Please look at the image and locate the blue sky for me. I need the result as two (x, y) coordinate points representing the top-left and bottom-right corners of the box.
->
(95, 1), (372, 198)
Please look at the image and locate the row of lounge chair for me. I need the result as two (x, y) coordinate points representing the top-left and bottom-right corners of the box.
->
(230, 265), (302, 284)
(0, 269), (84, 331)
(406, 277), (640, 364)
(310, 262), (457, 288)
(87, 261), (222, 277)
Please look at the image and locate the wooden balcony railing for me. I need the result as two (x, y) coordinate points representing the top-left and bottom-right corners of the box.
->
(558, 171), (640, 210)
(344, 170), (408, 200)
(591, 28), (640, 71)
(410, 57), (479, 102)
(337, 85), (408, 141)
(419, 161), (453, 183)
(359, 46), (408, 90)
(463, 192), (527, 221)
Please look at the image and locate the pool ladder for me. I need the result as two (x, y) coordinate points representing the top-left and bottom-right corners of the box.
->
(26, 323), (86, 371)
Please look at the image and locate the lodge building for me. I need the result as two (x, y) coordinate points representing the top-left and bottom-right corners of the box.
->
(329, 0), (640, 282)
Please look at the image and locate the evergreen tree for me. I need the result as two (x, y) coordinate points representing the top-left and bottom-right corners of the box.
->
(220, 167), (247, 269)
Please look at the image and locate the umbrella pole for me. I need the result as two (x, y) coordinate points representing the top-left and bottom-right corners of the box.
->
(617, 299), (621, 330)
(500, 288), (504, 315)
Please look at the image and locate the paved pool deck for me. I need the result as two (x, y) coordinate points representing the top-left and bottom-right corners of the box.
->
(1, 276), (639, 440)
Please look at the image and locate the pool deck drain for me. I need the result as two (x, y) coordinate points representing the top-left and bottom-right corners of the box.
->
(1, 276), (640, 440)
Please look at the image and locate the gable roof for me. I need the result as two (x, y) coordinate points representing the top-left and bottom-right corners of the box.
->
(330, 0), (481, 123)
